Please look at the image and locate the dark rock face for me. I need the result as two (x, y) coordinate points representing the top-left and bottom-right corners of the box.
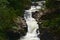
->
(5, 27), (27, 40)
(40, 9), (60, 40)
(40, 29), (54, 40)
(25, 6), (31, 10)
(5, 29), (20, 40)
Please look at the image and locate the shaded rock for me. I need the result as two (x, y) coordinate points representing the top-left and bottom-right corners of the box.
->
(5, 16), (28, 40)
(13, 16), (27, 30)
(32, 10), (43, 22)
(5, 29), (20, 40)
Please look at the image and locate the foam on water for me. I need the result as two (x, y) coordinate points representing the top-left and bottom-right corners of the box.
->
(19, 1), (45, 40)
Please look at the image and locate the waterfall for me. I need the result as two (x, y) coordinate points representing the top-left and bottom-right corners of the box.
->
(19, 1), (45, 40)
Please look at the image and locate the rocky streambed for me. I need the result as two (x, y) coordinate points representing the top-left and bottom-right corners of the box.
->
(5, 1), (60, 40)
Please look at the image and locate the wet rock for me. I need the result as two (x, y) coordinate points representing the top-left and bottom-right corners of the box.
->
(31, 2), (38, 6)
(32, 10), (43, 22)
(25, 6), (31, 10)
(13, 16), (27, 29)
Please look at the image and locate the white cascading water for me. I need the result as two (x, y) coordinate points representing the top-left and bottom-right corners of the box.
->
(19, 1), (45, 40)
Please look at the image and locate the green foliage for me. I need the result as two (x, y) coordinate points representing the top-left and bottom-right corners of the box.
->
(42, 11), (60, 27)
(42, 16), (60, 28)
(45, 0), (60, 9)
(41, 10), (60, 39)
(0, 31), (7, 40)
(0, 0), (31, 40)
(7, 0), (31, 16)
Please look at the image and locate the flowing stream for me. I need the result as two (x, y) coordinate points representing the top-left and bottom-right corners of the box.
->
(19, 1), (45, 40)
